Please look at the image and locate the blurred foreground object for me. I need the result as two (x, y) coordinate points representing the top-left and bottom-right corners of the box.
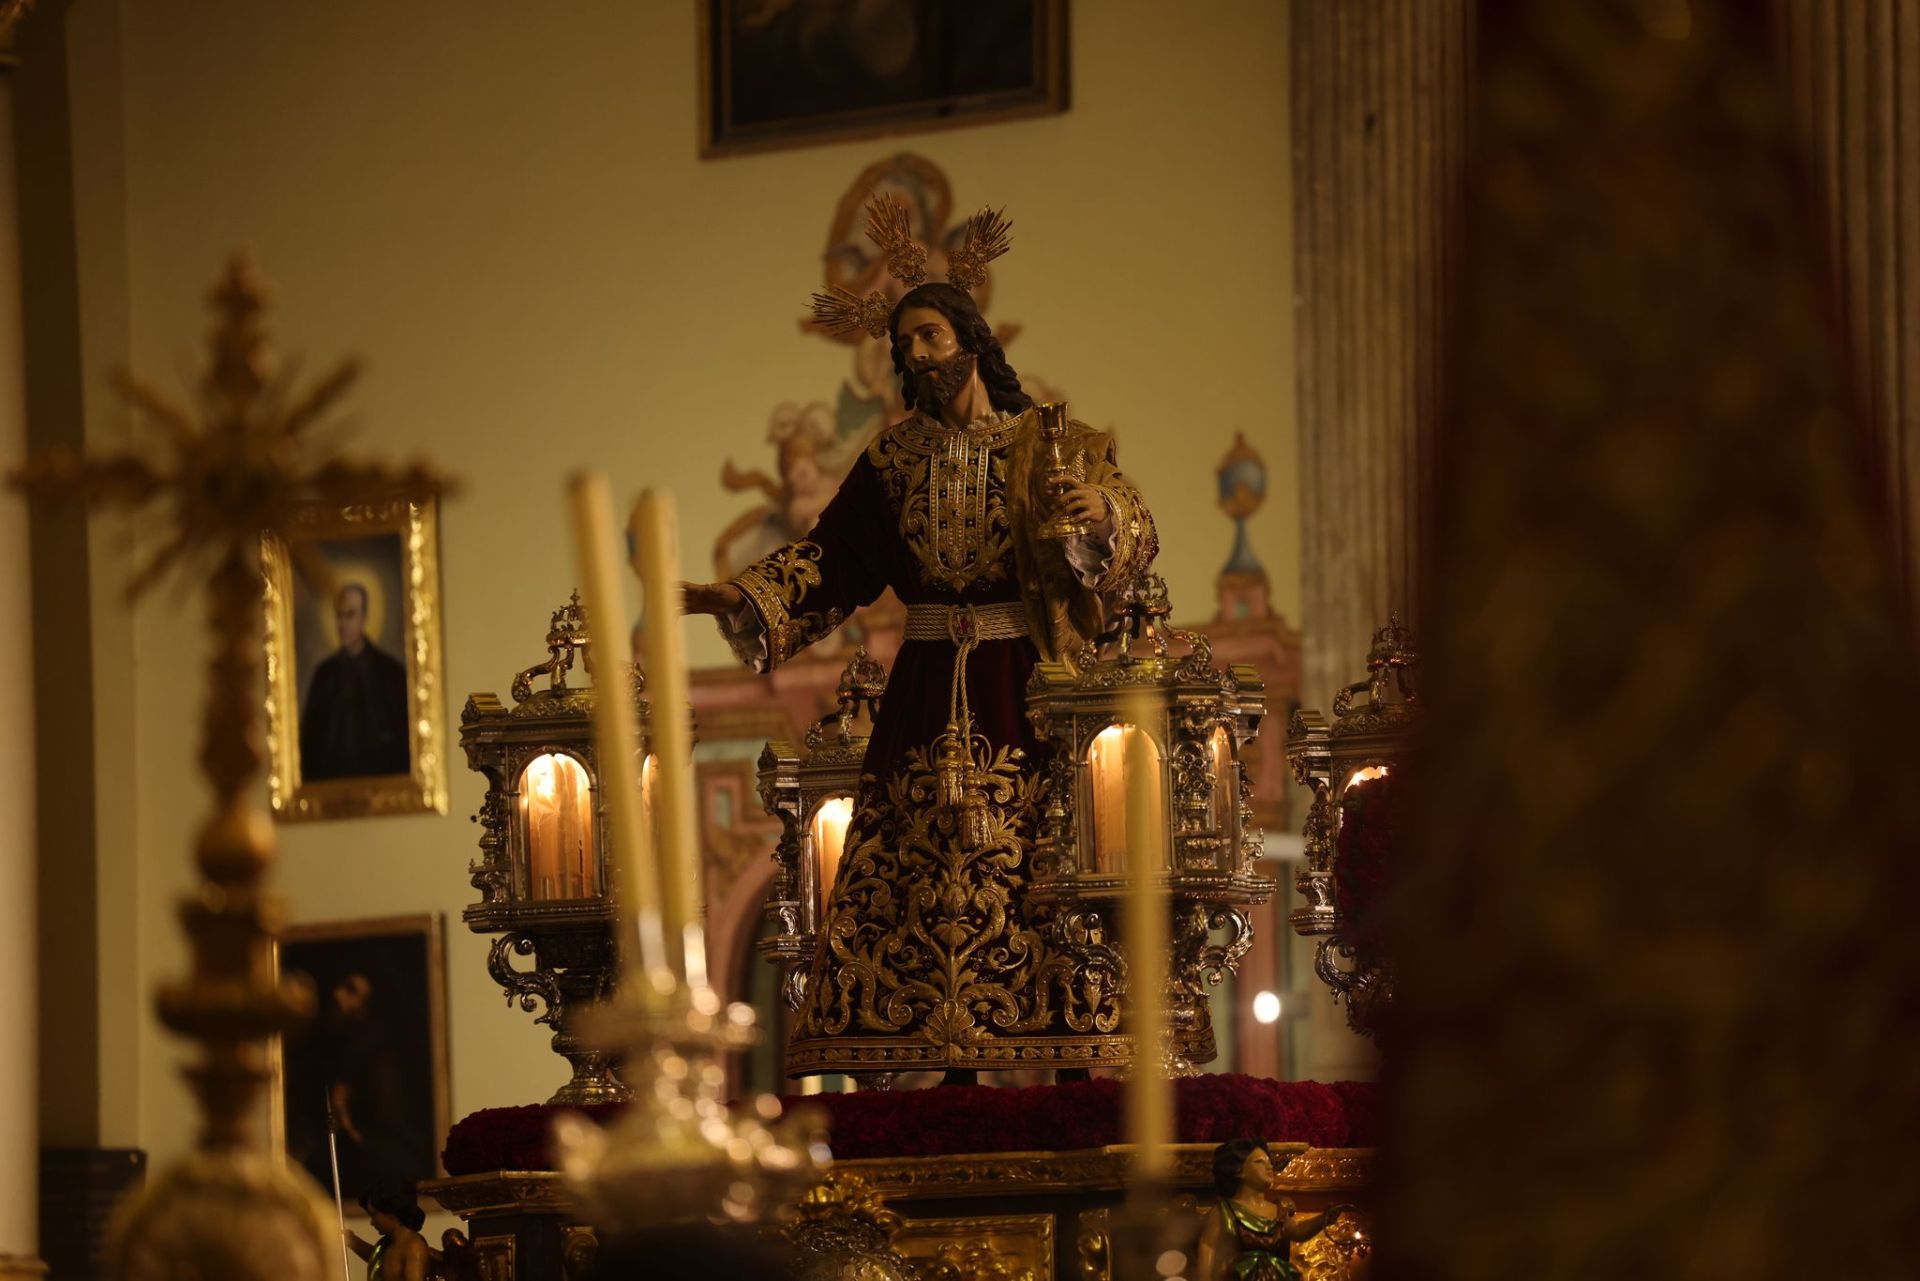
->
(547, 483), (825, 1240)
(1378, 2), (1920, 1277)
(8, 255), (445, 1280)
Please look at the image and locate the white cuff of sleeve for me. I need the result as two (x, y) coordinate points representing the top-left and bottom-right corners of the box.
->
(716, 598), (771, 674)
(1063, 499), (1118, 587)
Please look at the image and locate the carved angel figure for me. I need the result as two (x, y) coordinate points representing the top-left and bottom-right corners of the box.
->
(1196, 1140), (1353, 1281)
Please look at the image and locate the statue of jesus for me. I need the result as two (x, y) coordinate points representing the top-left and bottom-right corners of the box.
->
(684, 209), (1156, 1082)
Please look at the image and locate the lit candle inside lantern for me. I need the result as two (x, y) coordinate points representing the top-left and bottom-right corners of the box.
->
(1209, 725), (1236, 848)
(1090, 724), (1165, 873)
(1123, 686), (1172, 1184)
(810, 796), (854, 919)
(522, 752), (595, 899)
(567, 473), (670, 990)
(630, 489), (707, 991)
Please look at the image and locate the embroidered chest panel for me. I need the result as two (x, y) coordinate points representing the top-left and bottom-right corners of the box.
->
(867, 411), (1027, 592)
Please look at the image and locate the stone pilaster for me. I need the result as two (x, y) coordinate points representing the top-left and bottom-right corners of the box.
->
(0, 3), (46, 1277)
(1292, 0), (1473, 708)
(1286, 0), (1472, 1085)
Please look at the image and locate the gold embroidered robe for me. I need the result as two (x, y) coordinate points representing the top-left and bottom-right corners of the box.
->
(720, 407), (1157, 1075)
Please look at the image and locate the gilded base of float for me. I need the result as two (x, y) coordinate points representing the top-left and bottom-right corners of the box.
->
(422, 1144), (1372, 1281)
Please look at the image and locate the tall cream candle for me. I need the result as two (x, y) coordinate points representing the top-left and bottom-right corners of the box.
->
(630, 489), (708, 991)
(567, 472), (670, 990)
(1122, 689), (1172, 1183)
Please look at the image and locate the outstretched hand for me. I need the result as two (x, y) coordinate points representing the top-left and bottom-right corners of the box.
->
(680, 581), (745, 617)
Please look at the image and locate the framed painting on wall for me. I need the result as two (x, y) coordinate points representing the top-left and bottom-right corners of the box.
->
(263, 494), (448, 822)
(270, 914), (450, 1208)
(700, 0), (1069, 157)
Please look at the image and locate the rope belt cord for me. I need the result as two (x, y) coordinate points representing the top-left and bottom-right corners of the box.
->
(901, 602), (1031, 736)
(901, 601), (1030, 641)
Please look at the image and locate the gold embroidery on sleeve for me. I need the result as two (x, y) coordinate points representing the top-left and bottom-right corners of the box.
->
(1087, 479), (1158, 592)
(731, 540), (830, 670)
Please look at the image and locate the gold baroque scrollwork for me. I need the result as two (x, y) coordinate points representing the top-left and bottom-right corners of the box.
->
(868, 412), (1025, 592)
(1294, 1211), (1372, 1281)
(898, 1213), (1053, 1281)
(417, 1172), (572, 1216)
(1072, 1199), (1210, 1281)
(560, 1225), (598, 1281)
(471, 1234), (515, 1281)
(827, 1144), (1362, 1203)
(783, 1171), (918, 1281)
(729, 539), (850, 670)
(1085, 477), (1158, 594)
(787, 732), (1125, 1073)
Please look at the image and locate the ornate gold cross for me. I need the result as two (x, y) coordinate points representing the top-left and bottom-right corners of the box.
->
(9, 254), (450, 1279)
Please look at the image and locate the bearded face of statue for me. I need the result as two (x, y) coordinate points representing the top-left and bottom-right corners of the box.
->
(913, 350), (978, 413)
(887, 282), (1032, 416)
(895, 304), (978, 415)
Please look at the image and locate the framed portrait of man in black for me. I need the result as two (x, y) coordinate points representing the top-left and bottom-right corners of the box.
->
(700, 0), (1069, 157)
(270, 914), (450, 1210)
(263, 494), (448, 821)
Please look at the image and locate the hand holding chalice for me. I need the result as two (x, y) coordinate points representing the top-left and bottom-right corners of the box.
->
(1036, 401), (1098, 540)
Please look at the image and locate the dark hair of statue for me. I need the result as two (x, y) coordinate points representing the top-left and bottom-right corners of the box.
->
(360, 1182), (426, 1231)
(1211, 1138), (1274, 1196)
(888, 282), (1033, 415)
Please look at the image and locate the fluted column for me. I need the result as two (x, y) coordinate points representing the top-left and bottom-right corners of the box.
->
(1774, 1), (1920, 617)
(0, 2), (45, 1278)
(1292, 0), (1472, 707)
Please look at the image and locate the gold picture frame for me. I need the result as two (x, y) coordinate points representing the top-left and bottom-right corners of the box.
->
(268, 913), (451, 1207)
(263, 494), (448, 821)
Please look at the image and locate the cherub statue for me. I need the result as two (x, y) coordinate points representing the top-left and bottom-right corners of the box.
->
(1195, 1139), (1351, 1281)
(343, 1182), (431, 1281)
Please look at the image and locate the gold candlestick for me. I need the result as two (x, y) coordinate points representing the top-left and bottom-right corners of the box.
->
(1035, 401), (1091, 541)
(568, 472), (672, 993)
(629, 489), (706, 989)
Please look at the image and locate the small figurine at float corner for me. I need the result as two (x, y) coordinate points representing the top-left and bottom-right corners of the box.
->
(1195, 1139), (1352, 1281)
(344, 1182), (432, 1281)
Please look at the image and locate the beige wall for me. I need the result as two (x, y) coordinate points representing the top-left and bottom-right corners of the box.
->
(56, 0), (1301, 1172)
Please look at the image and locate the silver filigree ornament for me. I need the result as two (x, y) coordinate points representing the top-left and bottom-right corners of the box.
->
(551, 982), (831, 1235)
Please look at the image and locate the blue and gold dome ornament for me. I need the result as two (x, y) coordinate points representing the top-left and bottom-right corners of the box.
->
(1217, 432), (1268, 577)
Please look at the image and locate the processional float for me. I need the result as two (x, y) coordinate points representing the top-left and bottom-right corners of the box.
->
(431, 192), (1379, 1280)
(5, 227), (1386, 1281)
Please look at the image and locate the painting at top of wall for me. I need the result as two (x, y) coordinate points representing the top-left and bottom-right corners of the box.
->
(701, 0), (1069, 157)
